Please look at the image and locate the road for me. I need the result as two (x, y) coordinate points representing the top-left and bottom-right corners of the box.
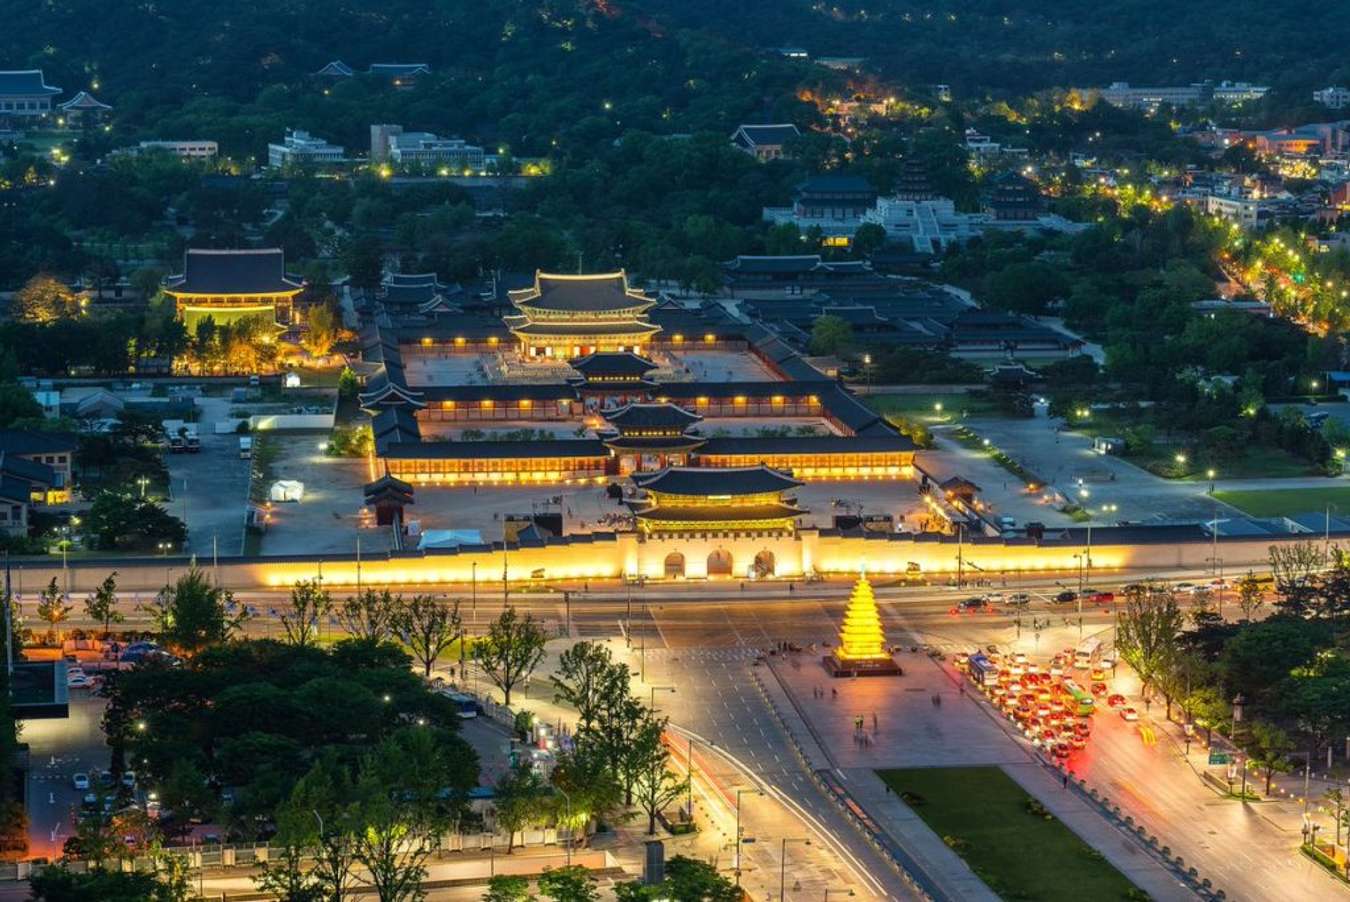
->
(20, 691), (110, 861)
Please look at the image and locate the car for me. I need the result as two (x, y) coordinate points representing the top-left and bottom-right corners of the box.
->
(121, 771), (136, 789)
(67, 674), (93, 689)
(954, 652), (970, 670)
(98, 770), (115, 788)
(1107, 694), (1127, 708)
(1091, 682), (1108, 696)
(1174, 582), (1197, 593)
(1052, 742), (1071, 758)
(1006, 593), (1032, 607)
(984, 592), (1006, 605)
(1090, 668), (1107, 681)
(1119, 707), (1139, 722)
(956, 596), (989, 613)
(1069, 735), (1087, 749)
(1055, 590), (1078, 603)
(1049, 661), (1065, 677)
(1036, 703), (1051, 718)
(1090, 591), (1115, 604)
(80, 792), (98, 810)
(1040, 728), (1057, 743)
(72, 773), (89, 791)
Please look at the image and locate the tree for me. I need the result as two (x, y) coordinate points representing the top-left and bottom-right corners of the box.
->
(340, 588), (398, 642)
(851, 222), (887, 258)
(613, 855), (741, 902)
(145, 566), (246, 654)
(551, 641), (618, 731)
(1218, 619), (1326, 701)
(1116, 584), (1184, 708)
(538, 866), (599, 902)
(36, 578), (72, 642)
(629, 713), (684, 834)
(84, 572), (123, 637)
(808, 314), (853, 356)
(473, 607), (546, 706)
(340, 235), (385, 291)
(253, 842), (323, 902)
(1246, 720), (1294, 795)
(483, 875), (534, 902)
(549, 739), (624, 846)
(1268, 541), (1325, 612)
(12, 273), (80, 323)
(493, 763), (548, 854)
(1236, 571), (1265, 621)
(302, 303), (340, 358)
(395, 594), (462, 679)
(83, 491), (186, 552)
(338, 366), (360, 401)
(282, 753), (360, 902)
(28, 866), (186, 902)
(161, 759), (215, 825)
(280, 579), (333, 649)
(1187, 685), (1232, 745)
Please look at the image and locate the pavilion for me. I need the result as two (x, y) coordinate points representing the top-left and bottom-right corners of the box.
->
(164, 249), (304, 329)
(505, 272), (661, 362)
(600, 402), (706, 473)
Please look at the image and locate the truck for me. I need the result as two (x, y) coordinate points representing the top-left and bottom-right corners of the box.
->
(239, 436), (253, 459)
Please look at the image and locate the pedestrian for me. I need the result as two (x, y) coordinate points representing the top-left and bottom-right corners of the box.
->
(831, 687), (838, 700)
(1062, 772), (1069, 789)
(872, 712), (878, 730)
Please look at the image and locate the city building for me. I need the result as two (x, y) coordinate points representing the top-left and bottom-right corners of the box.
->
(0, 429), (77, 510)
(371, 124), (485, 169)
(121, 140), (219, 160)
(631, 466), (806, 539)
(164, 249), (304, 329)
(57, 91), (112, 125)
(1204, 193), (1273, 228)
(730, 123), (801, 161)
(267, 129), (345, 168)
(504, 271), (661, 361)
(1094, 80), (1269, 112)
(0, 69), (61, 119)
(1313, 86), (1350, 110)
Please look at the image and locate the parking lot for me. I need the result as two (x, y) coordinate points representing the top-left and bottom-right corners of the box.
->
(163, 397), (252, 556)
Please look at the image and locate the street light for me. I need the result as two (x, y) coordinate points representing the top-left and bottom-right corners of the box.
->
(734, 788), (763, 887)
(136, 476), (149, 498)
(780, 837), (811, 900)
(1207, 468), (1216, 494)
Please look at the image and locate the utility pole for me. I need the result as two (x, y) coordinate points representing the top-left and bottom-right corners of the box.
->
(956, 523), (964, 588)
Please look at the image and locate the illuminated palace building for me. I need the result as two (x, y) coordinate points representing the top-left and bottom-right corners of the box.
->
(164, 248), (304, 329)
(506, 271), (661, 360)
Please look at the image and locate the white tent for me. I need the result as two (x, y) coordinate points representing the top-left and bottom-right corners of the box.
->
(269, 480), (305, 503)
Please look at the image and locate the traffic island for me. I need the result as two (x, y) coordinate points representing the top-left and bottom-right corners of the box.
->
(823, 573), (903, 678)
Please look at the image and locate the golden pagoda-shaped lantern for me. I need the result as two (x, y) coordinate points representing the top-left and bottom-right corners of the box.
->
(825, 571), (902, 677)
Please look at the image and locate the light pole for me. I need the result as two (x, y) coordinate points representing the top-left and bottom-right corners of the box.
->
(471, 561), (478, 632)
(780, 837), (810, 900)
(136, 475), (149, 499)
(1231, 693), (1247, 800)
(1207, 468), (1216, 494)
(734, 788), (762, 887)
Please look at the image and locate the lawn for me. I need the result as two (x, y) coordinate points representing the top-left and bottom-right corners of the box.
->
(866, 393), (1009, 421)
(1213, 486), (1350, 518)
(878, 767), (1142, 902)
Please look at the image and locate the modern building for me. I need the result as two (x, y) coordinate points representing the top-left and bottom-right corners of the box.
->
(0, 69), (61, 119)
(0, 430), (77, 520)
(862, 195), (982, 253)
(57, 91), (112, 125)
(731, 124), (801, 161)
(267, 129), (345, 168)
(504, 271), (661, 361)
(164, 249), (304, 328)
(631, 465), (806, 540)
(1094, 80), (1268, 112)
(1204, 193), (1272, 228)
(123, 140), (219, 160)
(1313, 87), (1350, 110)
(371, 124), (485, 169)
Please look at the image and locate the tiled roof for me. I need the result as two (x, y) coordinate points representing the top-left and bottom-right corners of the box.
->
(603, 402), (702, 429)
(0, 430), (77, 455)
(634, 465), (803, 496)
(165, 249), (302, 295)
(635, 503), (804, 523)
(570, 351), (658, 377)
(510, 272), (655, 313)
(699, 434), (916, 455)
(734, 124), (801, 146)
(0, 70), (60, 97)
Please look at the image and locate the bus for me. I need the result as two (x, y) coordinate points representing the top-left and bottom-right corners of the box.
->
(968, 654), (999, 686)
(1063, 679), (1095, 716)
(1073, 637), (1102, 670)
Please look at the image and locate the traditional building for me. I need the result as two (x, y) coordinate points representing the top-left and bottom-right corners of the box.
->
(383, 439), (612, 486)
(697, 434), (916, 479)
(631, 466), (806, 538)
(568, 351), (658, 409)
(0, 70), (61, 119)
(505, 272), (661, 361)
(600, 403), (706, 473)
(164, 249), (304, 328)
(731, 124), (801, 161)
(363, 469), (414, 526)
(986, 171), (1042, 221)
(58, 91), (112, 125)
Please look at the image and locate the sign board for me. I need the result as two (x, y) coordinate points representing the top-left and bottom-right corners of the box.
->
(1208, 750), (1231, 766)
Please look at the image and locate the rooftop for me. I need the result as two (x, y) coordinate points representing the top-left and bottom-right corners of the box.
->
(634, 465), (804, 496)
(734, 123), (801, 145)
(570, 351), (659, 378)
(0, 430), (77, 455)
(165, 249), (303, 296)
(0, 70), (60, 97)
(509, 271), (656, 314)
(700, 434), (916, 455)
(635, 502), (805, 523)
(603, 402), (703, 430)
(383, 439), (609, 460)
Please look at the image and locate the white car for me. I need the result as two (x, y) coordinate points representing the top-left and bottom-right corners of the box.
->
(71, 773), (90, 791)
(121, 771), (137, 789)
(67, 674), (93, 689)
(1119, 707), (1140, 722)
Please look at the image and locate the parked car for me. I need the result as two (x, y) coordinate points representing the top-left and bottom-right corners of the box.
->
(121, 771), (137, 789)
(1006, 593), (1032, 607)
(955, 596), (990, 613)
(71, 773), (89, 791)
(1089, 591), (1115, 604)
(67, 673), (93, 689)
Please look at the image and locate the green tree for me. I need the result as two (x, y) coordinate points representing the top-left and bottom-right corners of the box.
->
(613, 855), (740, 902)
(809, 314), (853, 357)
(1235, 571), (1265, 621)
(302, 303), (340, 358)
(337, 366), (360, 401)
(280, 579), (333, 649)
(146, 566), (246, 654)
(493, 764), (549, 854)
(340, 235), (385, 291)
(851, 222), (887, 258)
(629, 712), (684, 834)
(1246, 720), (1294, 795)
(84, 571), (123, 637)
(37, 578), (72, 642)
(473, 607), (547, 706)
(340, 588), (398, 642)
(253, 842), (323, 902)
(395, 594), (462, 678)
(483, 875), (534, 902)
(538, 865), (599, 902)
(549, 738), (624, 845)
(83, 490), (186, 552)
(160, 759), (215, 824)
(1116, 584), (1184, 709)
(551, 641), (618, 731)
(28, 866), (186, 902)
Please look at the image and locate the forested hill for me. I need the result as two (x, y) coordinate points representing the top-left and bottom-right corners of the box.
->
(626, 0), (1350, 97)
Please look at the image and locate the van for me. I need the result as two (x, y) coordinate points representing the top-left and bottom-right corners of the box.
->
(247, 375), (261, 387)
(239, 436), (253, 459)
